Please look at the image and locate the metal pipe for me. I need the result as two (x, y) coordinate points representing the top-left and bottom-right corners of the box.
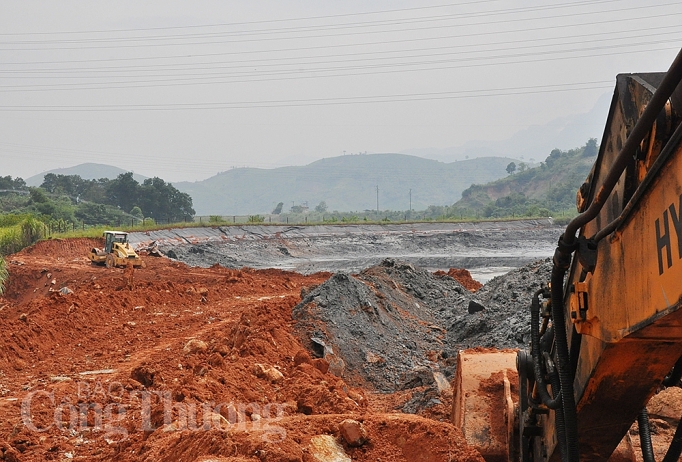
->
(564, 47), (682, 247)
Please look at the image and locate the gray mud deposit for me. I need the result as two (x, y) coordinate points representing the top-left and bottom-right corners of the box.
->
(292, 258), (552, 394)
(129, 220), (561, 279)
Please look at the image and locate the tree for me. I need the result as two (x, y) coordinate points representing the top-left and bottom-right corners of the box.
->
(106, 172), (140, 212)
(138, 177), (194, 222)
(506, 162), (517, 175)
(272, 202), (284, 214)
(130, 206), (144, 220)
(315, 201), (328, 213)
(0, 176), (26, 190)
(583, 138), (598, 157)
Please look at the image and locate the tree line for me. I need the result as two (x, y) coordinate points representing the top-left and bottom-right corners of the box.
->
(40, 172), (194, 222)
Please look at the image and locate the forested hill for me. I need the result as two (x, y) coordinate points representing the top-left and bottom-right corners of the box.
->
(453, 139), (598, 217)
(175, 153), (517, 215)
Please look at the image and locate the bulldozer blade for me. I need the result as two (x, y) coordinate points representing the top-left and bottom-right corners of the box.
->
(452, 349), (518, 462)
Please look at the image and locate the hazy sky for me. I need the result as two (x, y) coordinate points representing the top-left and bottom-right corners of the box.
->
(0, 1), (680, 182)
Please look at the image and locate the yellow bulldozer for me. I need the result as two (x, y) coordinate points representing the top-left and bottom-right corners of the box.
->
(88, 231), (145, 268)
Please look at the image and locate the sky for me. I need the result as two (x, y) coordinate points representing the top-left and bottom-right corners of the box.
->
(0, 1), (680, 183)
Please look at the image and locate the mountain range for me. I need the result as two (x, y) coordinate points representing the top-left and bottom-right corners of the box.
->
(174, 154), (518, 215)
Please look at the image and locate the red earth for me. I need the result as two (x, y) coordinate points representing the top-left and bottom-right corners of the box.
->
(0, 238), (483, 462)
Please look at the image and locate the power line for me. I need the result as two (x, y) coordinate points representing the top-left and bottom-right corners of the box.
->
(0, 1), (506, 36)
(2, 26), (678, 76)
(0, 80), (614, 111)
(3, 11), (678, 67)
(1, 2), (677, 51)
(0, 42), (676, 92)
(0, 0), (624, 45)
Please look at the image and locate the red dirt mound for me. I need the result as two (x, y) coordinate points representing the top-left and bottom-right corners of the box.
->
(434, 268), (483, 292)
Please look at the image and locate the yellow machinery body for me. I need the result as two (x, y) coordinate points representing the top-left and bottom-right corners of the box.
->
(453, 51), (682, 462)
(88, 231), (145, 268)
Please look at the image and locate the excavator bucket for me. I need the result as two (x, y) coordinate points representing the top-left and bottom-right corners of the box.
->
(452, 349), (518, 462)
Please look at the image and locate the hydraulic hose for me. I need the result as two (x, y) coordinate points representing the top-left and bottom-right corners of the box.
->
(550, 360), (569, 461)
(530, 288), (561, 410)
(551, 250), (580, 462)
(638, 408), (656, 462)
(663, 415), (682, 462)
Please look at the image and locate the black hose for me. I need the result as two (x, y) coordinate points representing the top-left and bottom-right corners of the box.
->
(530, 288), (561, 410)
(550, 363), (569, 461)
(551, 247), (580, 462)
(638, 408), (656, 462)
(663, 415), (682, 462)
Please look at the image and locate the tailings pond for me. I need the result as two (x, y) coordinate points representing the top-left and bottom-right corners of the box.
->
(129, 219), (562, 282)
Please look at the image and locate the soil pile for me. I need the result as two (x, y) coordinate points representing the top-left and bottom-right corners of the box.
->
(292, 258), (552, 396)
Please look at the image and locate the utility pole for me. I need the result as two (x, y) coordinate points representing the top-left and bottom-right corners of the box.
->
(409, 189), (412, 211)
(376, 185), (379, 216)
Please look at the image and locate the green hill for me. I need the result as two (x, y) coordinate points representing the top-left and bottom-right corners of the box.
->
(453, 140), (598, 217)
(174, 154), (518, 215)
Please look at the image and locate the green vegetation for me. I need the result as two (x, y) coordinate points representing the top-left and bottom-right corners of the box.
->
(41, 172), (194, 222)
(0, 255), (6, 295)
(0, 171), (195, 256)
(454, 139), (598, 219)
(0, 215), (45, 256)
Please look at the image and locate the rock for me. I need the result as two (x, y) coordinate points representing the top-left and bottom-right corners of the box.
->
(401, 366), (435, 389)
(59, 287), (73, 295)
(309, 435), (351, 462)
(365, 352), (384, 364)
(468, 300), (485, 314)
(326, 354), (345, 377)
(130, 365), (155, 387)
(208, 352), (224, 368)
(338, 419), (367, 447)
(294, 349), (313, 366)
(183, 339), (208, 354)
(251, 413), (261, 422)
(312, 358), (329, 374)
(433, 371), (452, 394)
(18, 313), (27, 322)
(254, 363), (284, 384)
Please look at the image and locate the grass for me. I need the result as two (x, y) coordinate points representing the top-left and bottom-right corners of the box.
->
(0, 215), (44, 255)
(0, 256), (7, 295)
